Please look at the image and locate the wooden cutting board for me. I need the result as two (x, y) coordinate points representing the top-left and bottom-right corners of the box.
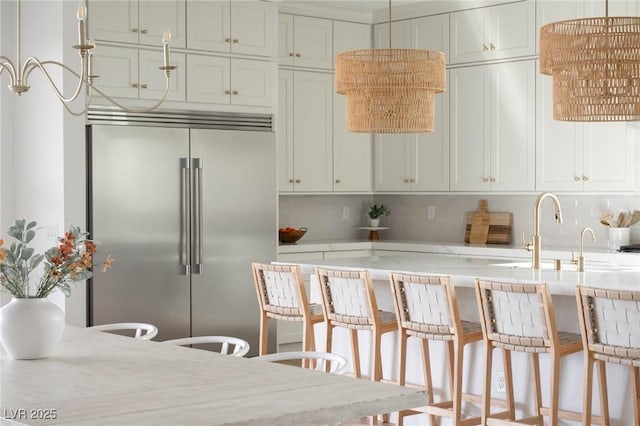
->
(468, 200), (490, 244)
(464, 200), (513, 244)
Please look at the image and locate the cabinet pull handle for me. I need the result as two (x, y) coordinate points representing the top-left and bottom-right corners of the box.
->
(482, 43), (489, 51)
(225, 38), (232, 43)
(132, 83), (139, 88)
(575, 176), (581, 181)
(288, 179), (294, 183)
(141, 29), (148, 34)
(224, 90), (232, 95)
(482, 177), (489, 182)
(295, 179), (301, 183)
(295, 53), (302, 57)
(403, 178), (409, 183)
(288, 53), (295, 57)
(335, 179), (341, 183)
(410, 178), (415, 183)
(141, 83), (148, 89)
(233, 38), (239, 43)
(232, 90), (239, 95)
(490, 177), (496, 182)
(132, 28), (139, 33)
(583, 176), (589, 181)
(490, 43), (496, 50)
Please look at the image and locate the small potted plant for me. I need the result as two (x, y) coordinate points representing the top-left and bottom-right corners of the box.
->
(368, 204), (390, 227)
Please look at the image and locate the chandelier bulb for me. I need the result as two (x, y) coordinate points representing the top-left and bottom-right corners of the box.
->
(77, 3), (87, 22)
(162, 29), (172, 45)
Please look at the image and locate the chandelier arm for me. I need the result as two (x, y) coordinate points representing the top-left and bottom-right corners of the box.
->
(86, 75), (171, 114)
(22, 57), (87, 104)
(0, 57), (18, 83)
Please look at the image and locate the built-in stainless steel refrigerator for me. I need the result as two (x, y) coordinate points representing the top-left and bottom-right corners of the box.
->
(87, 111), (277, 355)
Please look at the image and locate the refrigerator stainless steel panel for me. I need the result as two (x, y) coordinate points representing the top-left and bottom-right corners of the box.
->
(190, 129), (276, 353)
(89, 123), (277, 353)
(90, 125), (192, 340)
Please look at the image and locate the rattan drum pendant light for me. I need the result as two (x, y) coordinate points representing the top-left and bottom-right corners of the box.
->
(540, 0), (640, 121)
(335, 0), (445, 133)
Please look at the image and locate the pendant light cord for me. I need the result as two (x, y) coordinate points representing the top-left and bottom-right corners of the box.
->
(388, 0), (392, 48)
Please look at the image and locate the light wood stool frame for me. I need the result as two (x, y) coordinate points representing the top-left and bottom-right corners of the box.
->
(475, 279), (584, 426)
(252, 263), (324, 356)
(390, 272), (485, 426)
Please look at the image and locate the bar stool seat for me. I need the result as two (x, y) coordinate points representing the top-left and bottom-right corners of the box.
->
(475, 279), (584, 426)
(252, 263), (324, 355)
(390, 273), (485, 426)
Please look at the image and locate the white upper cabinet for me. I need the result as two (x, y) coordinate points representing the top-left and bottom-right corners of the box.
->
(280, 14), (333, 69)
(186, 1), (276, 57)
(92, 45), (186, 101)
(278, 70), (333, 192)
(537, 67), (637, 192)
(89, 0), (186, 48)
(333, 21), (372, 192)
(450, 61), (535, 191)
(373, 16), (450, 192)
(186, 55), (274, 107)
(450, 0), (535, 64)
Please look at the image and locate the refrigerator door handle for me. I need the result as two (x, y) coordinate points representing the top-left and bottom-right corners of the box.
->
(180, 158), (191, 276)
(192, 158), (203, 275)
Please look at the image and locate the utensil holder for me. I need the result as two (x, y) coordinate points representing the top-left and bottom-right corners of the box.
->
(608, 227), (630, 250)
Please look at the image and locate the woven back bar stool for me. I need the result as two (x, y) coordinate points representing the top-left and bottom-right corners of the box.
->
(316, 267), (398, 382)
(475, 280), (583, 426)
(252, 263), (324, 355)
(390, 272), (484, 426)
(576, 286), (640, 425)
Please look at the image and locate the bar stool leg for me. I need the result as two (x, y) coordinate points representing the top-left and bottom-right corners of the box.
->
(350, 329), (362, 378)
(259, 313), (269, 355)
(502, 349), (516, 421)
(530, 353), (542, 421)
(446, 341), (455, 401)
(632, 366), (639, 425)
(325, 324), (335, 373)
(421, 339), (437, 426)
(583, 355), (594, 426)
(481, 345), (493, 425)
(452, 339), (464, 426)
(597, 360), (609, 426)
(549, 350), (560, 426)
(396, 332), (408, 426)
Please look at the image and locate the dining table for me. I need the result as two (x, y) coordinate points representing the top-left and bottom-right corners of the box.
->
(0, 326), (425, 425)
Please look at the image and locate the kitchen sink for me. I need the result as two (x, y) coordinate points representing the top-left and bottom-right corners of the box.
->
(490, 261), (640, 273)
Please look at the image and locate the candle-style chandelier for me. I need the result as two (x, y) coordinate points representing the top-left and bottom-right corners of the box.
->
(0, 0), (176, 116)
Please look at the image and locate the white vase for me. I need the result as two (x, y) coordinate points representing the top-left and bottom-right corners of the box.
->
(369, 218), (380, 227)
(0, 297), (65, 359)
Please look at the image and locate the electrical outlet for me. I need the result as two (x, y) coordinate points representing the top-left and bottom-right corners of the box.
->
(342, 206), (350, 220)
(495, 370), (505, 393)
(427, 205), (436, 220)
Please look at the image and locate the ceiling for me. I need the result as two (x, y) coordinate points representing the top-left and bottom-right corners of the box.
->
(281, 0), (424, 13)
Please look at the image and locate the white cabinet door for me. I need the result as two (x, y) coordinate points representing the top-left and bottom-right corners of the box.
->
(373, 20), (411, 49)
(186, 55), (229, 104)
(231, 59), (274, 107)
(450, 66), (491, 191)
(186, 0), (229, 52)
(139, 0), (185, 48)
(278, 70), (295, 192)
(90, 0), (185, 48)
(374, 135), (412, 191)
(412, 13), (449, 56)
(536, 0), (585, 52)
(292, 72), (333, 191)
(490, 61), (535, 191)
(89, 0), (138, 44)
(92, 45), (139, 99)
(450, 1), (535, 64)
(293, 16), (333, 69)
(583, 123), (637, 191)
(231, 1), (276, 57)
(333, 21), (372, 192)
(139, 49), (186, 102)
(278, 14), (295, 66)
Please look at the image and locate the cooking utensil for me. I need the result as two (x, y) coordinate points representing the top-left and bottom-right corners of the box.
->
(603, 211), (613, 226)
(618, 212), (625, 227)
(623, 212), (633, 227)
(600, 219), (611, 227)
(629, 210), (640, 227)
(464, 201), (512, 244)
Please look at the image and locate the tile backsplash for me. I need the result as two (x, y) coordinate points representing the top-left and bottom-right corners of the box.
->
(279, 193), (640, 249)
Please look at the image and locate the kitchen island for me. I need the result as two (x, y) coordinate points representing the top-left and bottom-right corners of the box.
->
(282, 251), (640, 426)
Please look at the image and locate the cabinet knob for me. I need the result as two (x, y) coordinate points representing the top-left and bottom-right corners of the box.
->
(140, 29), (148, 34)
(482, 43), (489, 52)
(232, 90), (239, 95)
(233, 39), (239, 44)
(575, 176), (581, 181)
(295, 53), (302, 58)
(409, 178), (415, 183)
(140, 83), (148, 89)
(288, 179), (294, 183)
(225, 38), (232, 43)
(288, 53), (294, 57)
(482, 177), (489, 182)
(335, 179), (341, 183)
(224, 90), (232, 95)
(583, 176), (589, 181)
(490, 177), (496, 182)
(132, 83), (139, 88)
(403, 178), (409, 183)
(132, 28), (139, 33)
(490, 43), (496, 50)
(295, 179), (301, 183)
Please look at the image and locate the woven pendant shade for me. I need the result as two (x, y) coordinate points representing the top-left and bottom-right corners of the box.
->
(540, 16), (640, 121)
(336, 49), (445, 133)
